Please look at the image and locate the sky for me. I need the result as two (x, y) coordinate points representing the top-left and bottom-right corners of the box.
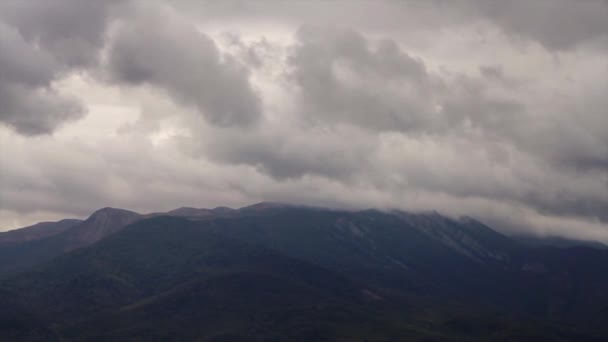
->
(0, 0), (607, 242)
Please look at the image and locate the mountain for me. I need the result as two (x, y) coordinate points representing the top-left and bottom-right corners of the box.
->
(197, 207), (608, 326)
(395, 212), (518, 263)
(201, 207), (520, 296)
(2, 204), (608, 340)
(0, 216), (396, 341)
(59, 207), (141, 251)
(0, 219), (82, 245)
(0, 208), (140, 275)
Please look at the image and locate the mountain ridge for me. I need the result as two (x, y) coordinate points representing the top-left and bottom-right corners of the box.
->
(0, 219), (82, 245)
(3, 203), (605, 260)
(2, 204), (608, 340)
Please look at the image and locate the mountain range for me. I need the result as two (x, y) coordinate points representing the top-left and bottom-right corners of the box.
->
(1, 203), (608, 341)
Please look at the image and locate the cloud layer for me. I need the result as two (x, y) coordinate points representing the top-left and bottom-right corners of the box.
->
(0, 0), (607, 242)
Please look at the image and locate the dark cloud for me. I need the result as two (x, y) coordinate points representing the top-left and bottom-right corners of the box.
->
(287, 27), (528, 137)
(471, 0), (608, 50)
(0, 83), (83, 135)
(176, 0), (608, 51)
(0, 0), (607, 242)
(0, 0), (125, 134)
(0, 0), (126, 67)
(197, 26), (608, 228)
(288, 27), (439, 133)
(0, 23), (85, 134)
(201, 125), (376, 180)
(106, 5), (262, 127)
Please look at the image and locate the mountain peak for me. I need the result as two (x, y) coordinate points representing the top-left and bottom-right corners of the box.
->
(88, 207), (140, 218)
(0, 218), (83, 245)
(69, 207), (142, 248)
(85, 207), (141, 228)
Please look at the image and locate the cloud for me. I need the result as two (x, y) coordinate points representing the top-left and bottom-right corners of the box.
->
(0, 0), (126, 67)
(285, 27), (536, 141)
(0, 83), (84, 135)
(287, 27), (438, 133)
(106, 5), (262, 127)
(0, 1), (607, 244)
(470, 0), (608, 50)
(0, 0), (126, 134)
(0, 23), (85, 134)
(190, 27), (608, 228)
(175, 0), (608, 51)
(200, 124), (376, 180)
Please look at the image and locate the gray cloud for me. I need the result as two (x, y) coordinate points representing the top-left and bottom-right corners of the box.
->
(199, 125), (377, 181)
(192, 26), (608, 228)
(470, 0), (608, 50)
(288, 27), (438, 133)
(287, 27), (530, 138)
(0, 83), (83, 135)
(0, 0), (126, 67)
(175, 0), (608, 51)
(106, 5), (262, 127)
(0, 1), (607, 243)
(0, 0), (126, 134)
(0, 22), (85, 134)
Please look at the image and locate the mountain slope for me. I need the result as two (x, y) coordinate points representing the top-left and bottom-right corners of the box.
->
(3, 204), (608, 340)
(396, 213), (518, 263)
(200, 208), (518, 296)
(0, 216), (401, 341)
(58, 207), (141, 251)
(191, 206), (608, 330)
(0, 219), (82, 245)
(0, 208), (140, 276)
(2, 213), (606, 341)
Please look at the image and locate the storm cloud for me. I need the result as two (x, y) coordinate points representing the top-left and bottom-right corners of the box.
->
(0, 0), (126, 133)
(106, 4), (262, 126)
(0, 22), (84, 134)
(0, 0), (607, 243)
